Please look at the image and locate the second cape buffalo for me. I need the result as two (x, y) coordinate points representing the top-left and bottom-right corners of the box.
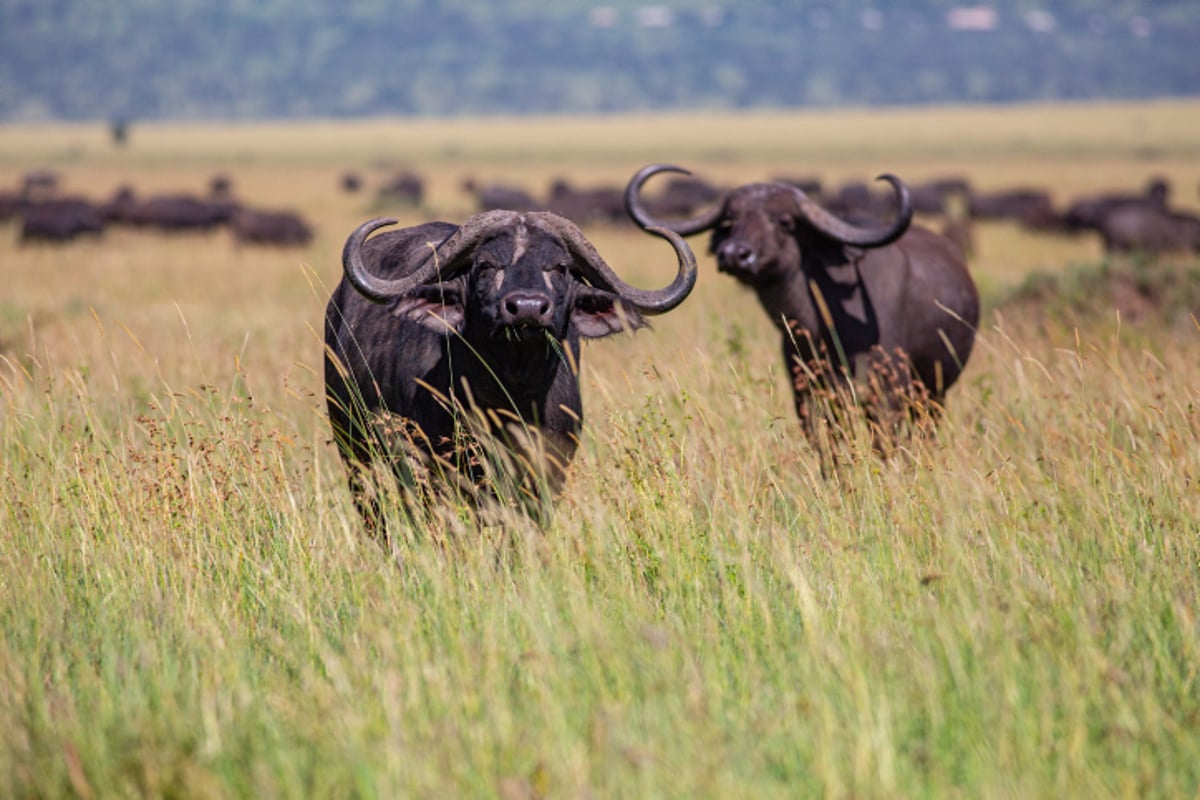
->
(326, 209), (697, 530)
(626, 164), (979, 449)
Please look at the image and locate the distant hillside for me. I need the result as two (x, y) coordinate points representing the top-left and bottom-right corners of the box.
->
(1, 1), (1196, 121)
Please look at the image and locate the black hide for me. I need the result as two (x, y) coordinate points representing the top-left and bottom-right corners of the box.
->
(325, 218), (651, 529)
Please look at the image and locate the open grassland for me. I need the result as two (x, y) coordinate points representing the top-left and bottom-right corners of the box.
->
(1, 100), (1199, 798)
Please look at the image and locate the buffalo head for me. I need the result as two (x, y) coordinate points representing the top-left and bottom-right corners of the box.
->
(327, 209), (696, 532)
(344, 209), (694, 354)
(626, 164), (912, 286)
(624, 164), (977, 456)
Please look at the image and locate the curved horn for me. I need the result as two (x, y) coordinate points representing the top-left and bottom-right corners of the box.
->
(343, 217), (430, 302)
(531, 212), (697, 315)
(787, 173), (913, 248)
(343, 211), (524, 303)
(624, 163), (726, 237)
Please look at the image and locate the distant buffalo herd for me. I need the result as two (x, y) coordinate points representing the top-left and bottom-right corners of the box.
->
(0, 172), (314, 246)
(7, 165), (1197, 258)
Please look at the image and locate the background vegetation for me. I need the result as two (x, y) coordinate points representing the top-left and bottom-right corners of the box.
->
(1, 0), (1198, 121)
(1, 99), (1199, 796)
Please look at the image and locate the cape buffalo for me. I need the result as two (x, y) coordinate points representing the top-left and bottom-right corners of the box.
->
(375, 171), (425, 208)
(121, 194), (237, 232)
(462, 179), (539, 213)
(823, 180), (901, 223)
(626, 164), (979, 452)
(1094, 204), (1200, 256)
(908, 177), (973, 216)
(1062, 177), (1170, 232)
(325, 209), (697, 532)
(545, 178), (627, 227)
(969, 187), (1060, 231)
(229, 207), (313, 246)
(20, 198), (105, 243)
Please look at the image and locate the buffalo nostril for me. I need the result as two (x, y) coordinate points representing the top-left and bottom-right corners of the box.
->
(720, 241), (756, 269)
(502, 292), (552, 323)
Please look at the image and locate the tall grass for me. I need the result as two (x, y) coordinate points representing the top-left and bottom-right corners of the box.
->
(1, 101), (1199, 797)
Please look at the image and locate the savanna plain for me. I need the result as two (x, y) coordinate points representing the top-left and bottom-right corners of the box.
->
(1, 101), (1199, 798)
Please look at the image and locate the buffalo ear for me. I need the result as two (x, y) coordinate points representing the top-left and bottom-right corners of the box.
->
(572, 287), (647, 338)
(392, 282), (465, 333)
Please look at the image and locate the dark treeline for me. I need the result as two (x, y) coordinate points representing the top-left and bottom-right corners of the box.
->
(1, 1), (1195, 122)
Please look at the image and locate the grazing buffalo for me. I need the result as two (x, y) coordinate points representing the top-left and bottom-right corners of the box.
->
(461, 178), (539, 213)
(1094, 204), (1200, 256)
(545, 179), (627, 226)
(325, 209), (697, 532)
(121, 194), (238, 232)
(908, 177), (973, 216)
(99, 185), (138, 223)
(376, 171), (425, 208)
(969, 187), (1060, 230)
(825, 180), (891, 219)
(20, 198), (105, 243)
(229, 208), (314, 246)
(1063, 178), (1170, 232)
(626, 164), (979, 450)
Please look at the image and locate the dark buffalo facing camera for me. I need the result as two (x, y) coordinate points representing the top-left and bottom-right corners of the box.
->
(325, 209), (697, 533)
(626, 164), (979, 451)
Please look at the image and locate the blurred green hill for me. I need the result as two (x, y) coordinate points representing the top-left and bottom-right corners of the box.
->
(1, 1), (1195, 121)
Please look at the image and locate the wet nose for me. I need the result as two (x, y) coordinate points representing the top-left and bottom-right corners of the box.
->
(500, 290), (553, 326)
(719, 240), (756, 270)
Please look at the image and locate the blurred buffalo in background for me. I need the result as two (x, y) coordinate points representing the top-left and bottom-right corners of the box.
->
(230, 207), (314, 247)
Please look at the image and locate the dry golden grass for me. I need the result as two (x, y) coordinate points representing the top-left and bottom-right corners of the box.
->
(1, 99), (1199, 798)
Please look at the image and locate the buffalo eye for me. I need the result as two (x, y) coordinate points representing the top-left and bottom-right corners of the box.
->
(574, 292), (611, 314)
(416, 284), (461, 305)
(392, 281), (467, 332)
(777, 215), (796, 232)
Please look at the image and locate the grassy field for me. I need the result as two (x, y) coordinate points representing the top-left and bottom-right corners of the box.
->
(1, 99), (1199, 798)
